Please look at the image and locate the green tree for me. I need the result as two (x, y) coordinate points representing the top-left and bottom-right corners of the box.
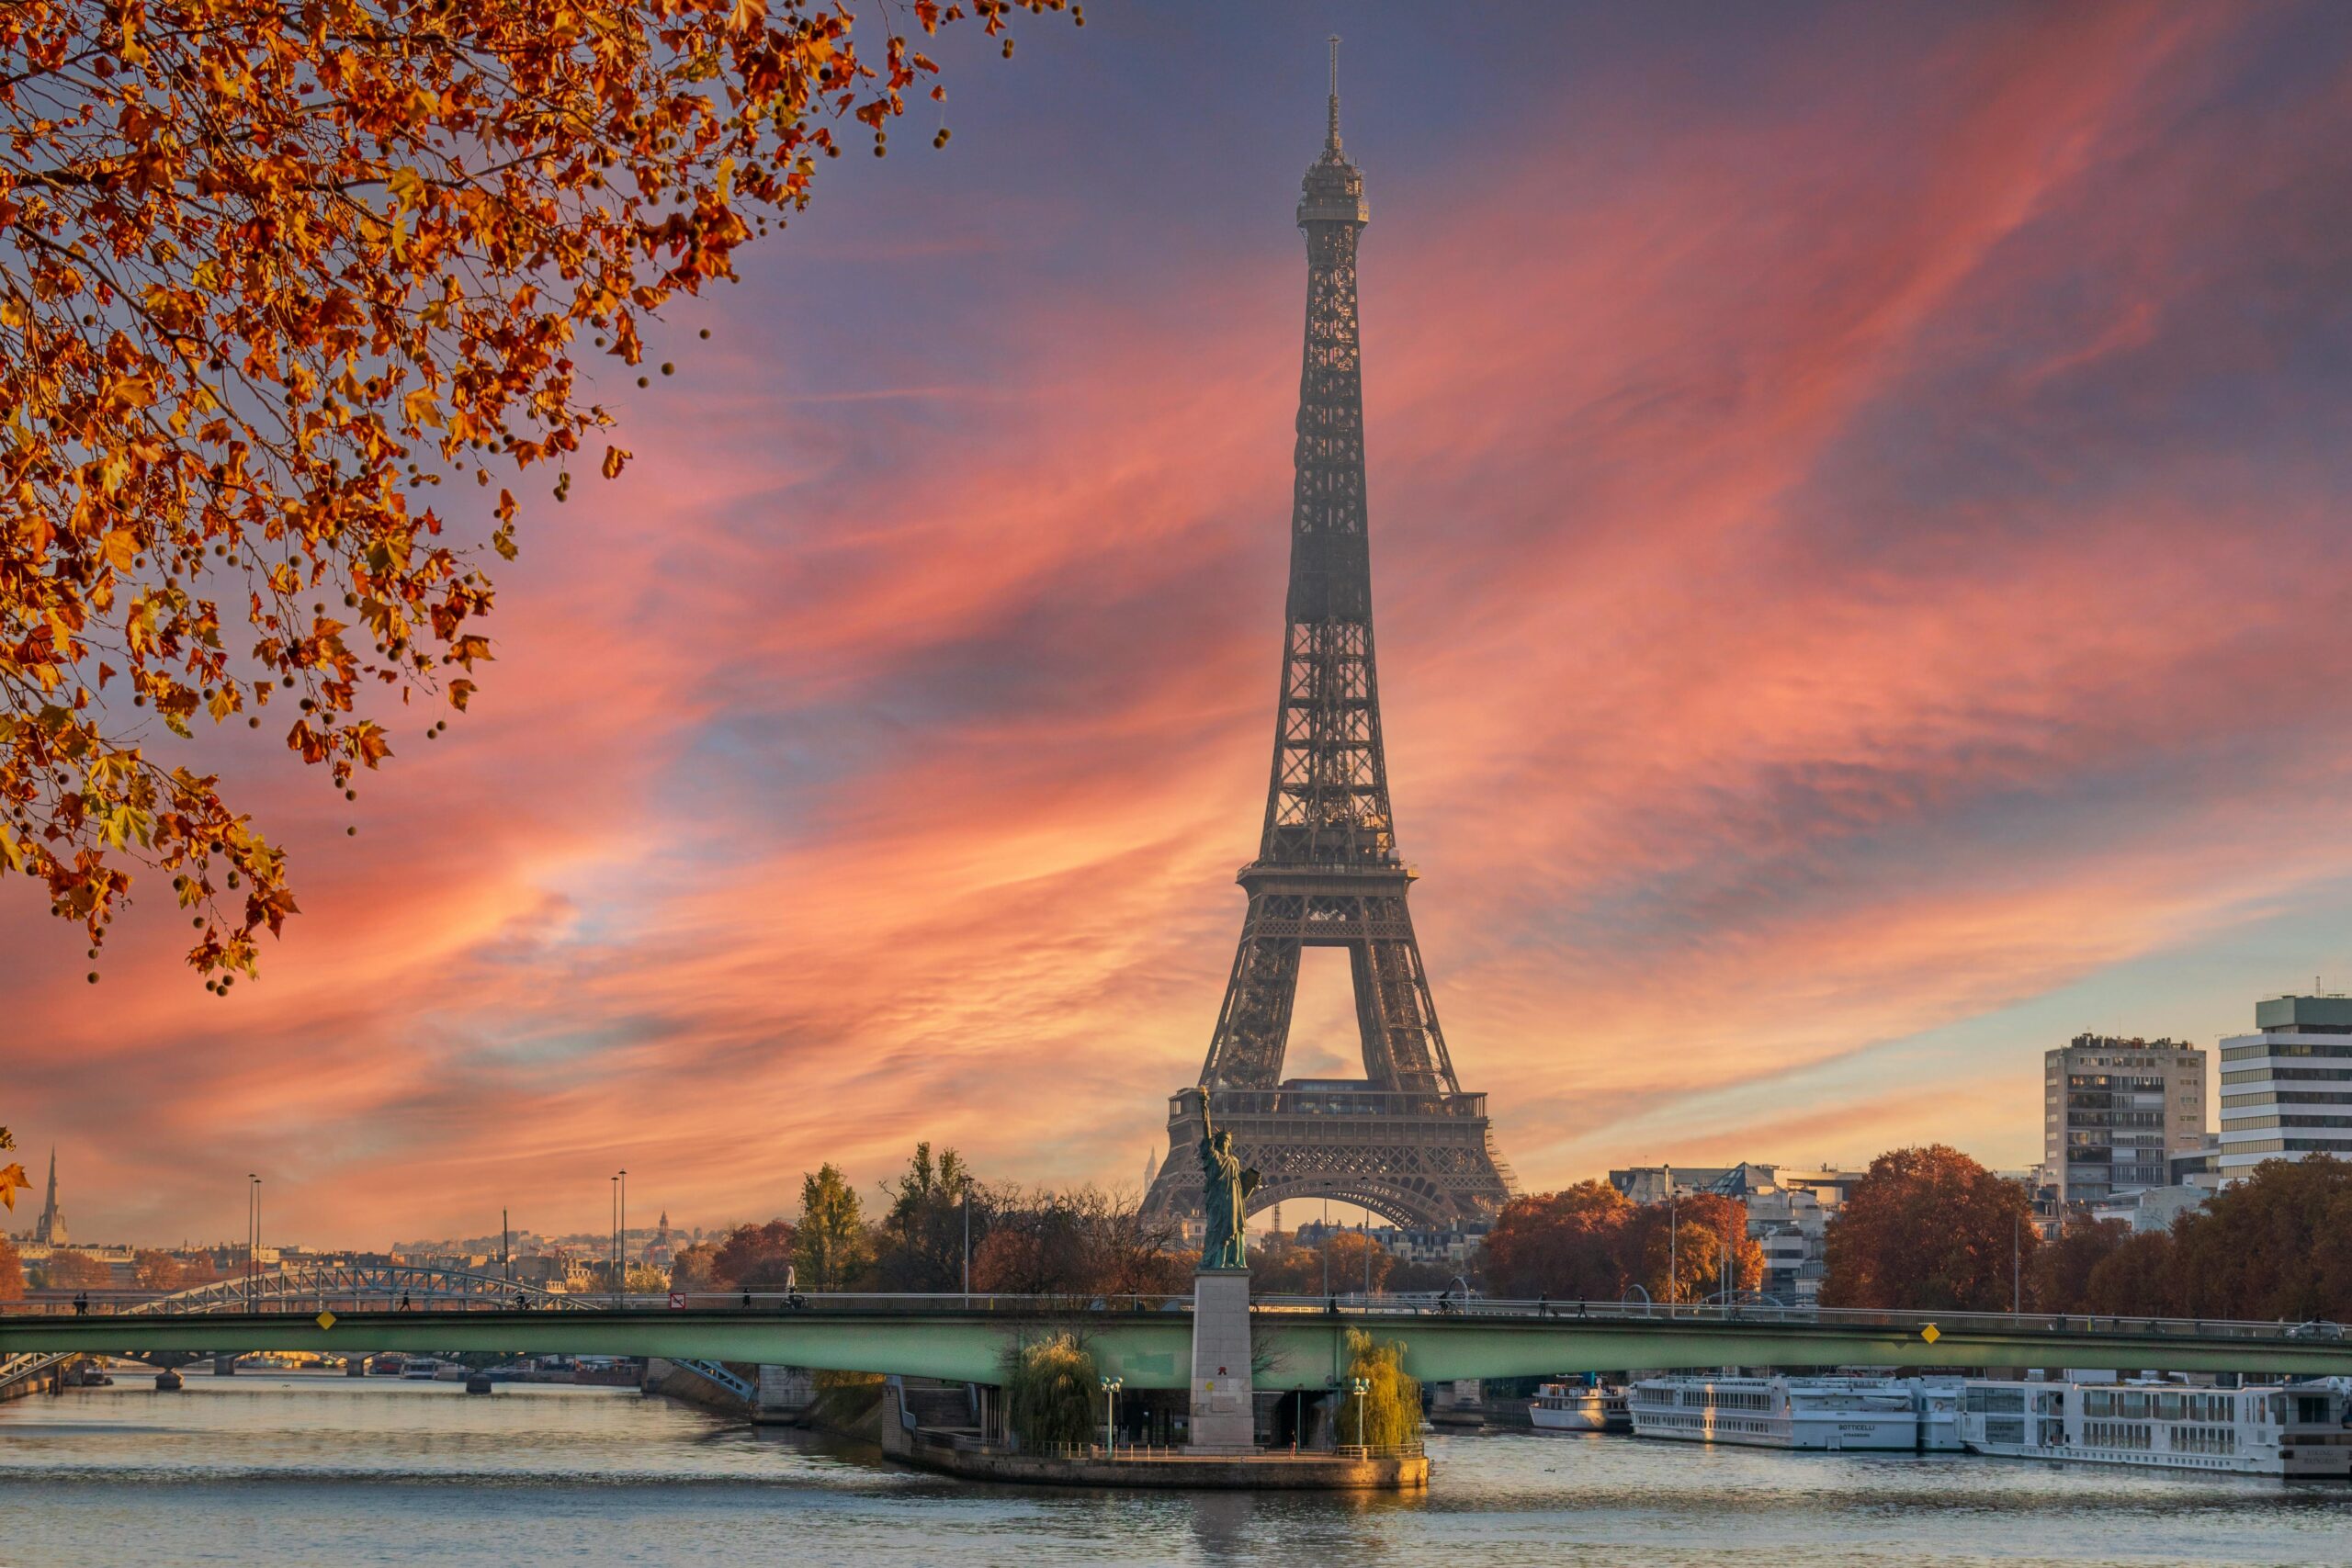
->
(875, 1142), (978, 1292)
(795, 1164), (869, 1292)
(1819, 1145), (2040, 1312)
(1335, 1329), (1420, 1449)
(1003, 1333), (1097, 1449)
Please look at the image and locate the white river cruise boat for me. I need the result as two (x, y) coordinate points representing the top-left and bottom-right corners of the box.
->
(1629, 1375), (1924, 1450)
(1529, 1382), (1630, 1433)
(1959, 1378), (2352, 1478)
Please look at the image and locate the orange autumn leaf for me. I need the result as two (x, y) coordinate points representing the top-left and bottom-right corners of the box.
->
(0, 0), (1077, 980)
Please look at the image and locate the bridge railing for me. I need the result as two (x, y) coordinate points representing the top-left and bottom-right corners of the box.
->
(1250, 1294), (2348, 1344)
(6, 1283), (2343, 1348)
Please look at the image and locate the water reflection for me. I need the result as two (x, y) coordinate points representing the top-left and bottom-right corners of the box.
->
(1, 1373), (2346, 1567)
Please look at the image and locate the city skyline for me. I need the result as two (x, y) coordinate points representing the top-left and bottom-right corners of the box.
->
(9, 2), (2352, 1247)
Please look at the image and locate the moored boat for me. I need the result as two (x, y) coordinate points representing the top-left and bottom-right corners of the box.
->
(1529, 1381), (1631, 1433)
(1959, 1377), (2352, 1478)
(1629, 1374), (1920, 1450)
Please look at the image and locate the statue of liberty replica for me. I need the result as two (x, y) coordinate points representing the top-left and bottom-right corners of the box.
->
(1186, 1089), (1259, 1450)
(1195, 1094), (1260, 1270)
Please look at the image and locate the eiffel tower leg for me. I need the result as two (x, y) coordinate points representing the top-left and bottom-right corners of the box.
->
(1201, 894), (1304, 1089)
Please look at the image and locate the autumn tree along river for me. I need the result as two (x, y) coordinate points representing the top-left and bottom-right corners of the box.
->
(0, 0), (1077, 982)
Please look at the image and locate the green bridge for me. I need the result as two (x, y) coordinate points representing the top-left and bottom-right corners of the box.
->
(9, 1297), (2350, 1389)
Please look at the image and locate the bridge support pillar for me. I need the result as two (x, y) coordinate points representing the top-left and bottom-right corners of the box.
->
(213, 1355), (237, 1377)
(1188, 1269), (1256, 1452)
(345, 1358), (368, 1377)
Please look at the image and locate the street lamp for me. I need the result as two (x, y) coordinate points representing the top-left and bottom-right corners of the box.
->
(610, 1174), (620, 1309)
(1665, 1163), (1676, 1315)
(1350, 1375), (1371, 1450)
(619, 1168), (628, 1303)
(1100, 1375), (1124, 1457)
(247, 1173), (261, 1311)
(2012, 1211), (2022, 1316)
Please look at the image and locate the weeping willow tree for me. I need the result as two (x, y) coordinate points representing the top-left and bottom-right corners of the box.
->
(1335, 1329), (1421, 1448)
(1004, 1333), (1098, 1449)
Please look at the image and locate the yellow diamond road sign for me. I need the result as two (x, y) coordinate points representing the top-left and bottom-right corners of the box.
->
(315, 1311), (336, 1330)
(1919, 1323), (1940, 1344)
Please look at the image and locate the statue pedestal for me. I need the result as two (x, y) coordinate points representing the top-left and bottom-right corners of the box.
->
(1187, 1268), (1256, 1453)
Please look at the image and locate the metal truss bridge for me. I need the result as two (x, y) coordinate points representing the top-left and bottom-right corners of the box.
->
(8, 1287), (2350, 1394)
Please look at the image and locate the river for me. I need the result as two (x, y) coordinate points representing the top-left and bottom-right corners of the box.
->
(3, 1371), (2347, 1566)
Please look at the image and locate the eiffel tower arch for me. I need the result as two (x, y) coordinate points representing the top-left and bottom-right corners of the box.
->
(1143, 51), (1517, 1235)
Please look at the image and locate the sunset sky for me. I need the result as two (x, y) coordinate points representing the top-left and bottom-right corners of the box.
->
(9, 2), (2352, 1248)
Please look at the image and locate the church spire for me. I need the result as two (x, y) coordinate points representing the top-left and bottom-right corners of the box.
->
(35, 1146), (64, 1246)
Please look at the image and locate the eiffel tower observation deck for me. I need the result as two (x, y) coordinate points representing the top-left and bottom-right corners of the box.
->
(1143, 46), (1517, 1233)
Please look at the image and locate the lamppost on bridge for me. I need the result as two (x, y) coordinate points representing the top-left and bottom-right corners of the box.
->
(620, 1168), (628, 1302)
(1665, 1162), (1676, 1317)
(2013, 1212), (2022, 1316)
(1320, 1184), (1331, 1299)
(246, 1172), (261, 1311)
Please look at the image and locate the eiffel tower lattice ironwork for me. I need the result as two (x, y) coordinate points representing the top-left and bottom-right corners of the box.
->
(1143, 44), (1517, 1233)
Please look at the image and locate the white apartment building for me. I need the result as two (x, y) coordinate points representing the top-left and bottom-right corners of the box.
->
(2043, 1035), (2208, 1206)
(2217, 994), (2352, 1179)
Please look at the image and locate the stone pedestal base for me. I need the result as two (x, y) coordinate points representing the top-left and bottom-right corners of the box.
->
(1188, 1268), (1255, 1452)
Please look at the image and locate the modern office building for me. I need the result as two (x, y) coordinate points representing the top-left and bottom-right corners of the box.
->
(2043, 1035), (2208, 1206)
(2217, 994), (2352, 1180)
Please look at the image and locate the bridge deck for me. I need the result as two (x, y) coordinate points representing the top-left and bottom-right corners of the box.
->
(7, 1301), (2348, 1390)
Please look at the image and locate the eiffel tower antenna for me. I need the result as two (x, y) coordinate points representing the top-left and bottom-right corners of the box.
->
(1327, 34), (1342, 152)
(1144, 54), (1516, 1232)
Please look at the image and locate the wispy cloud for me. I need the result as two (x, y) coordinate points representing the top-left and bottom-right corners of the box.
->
(9, 2), (2352, 1244)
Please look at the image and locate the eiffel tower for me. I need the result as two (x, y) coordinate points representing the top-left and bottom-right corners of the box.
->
(1143, 44), (1516, 1233)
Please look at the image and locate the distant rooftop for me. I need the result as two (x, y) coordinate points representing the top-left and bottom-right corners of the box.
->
(2254, 993), (2352, 1032)
(2058, 1033), (2197, 1052)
